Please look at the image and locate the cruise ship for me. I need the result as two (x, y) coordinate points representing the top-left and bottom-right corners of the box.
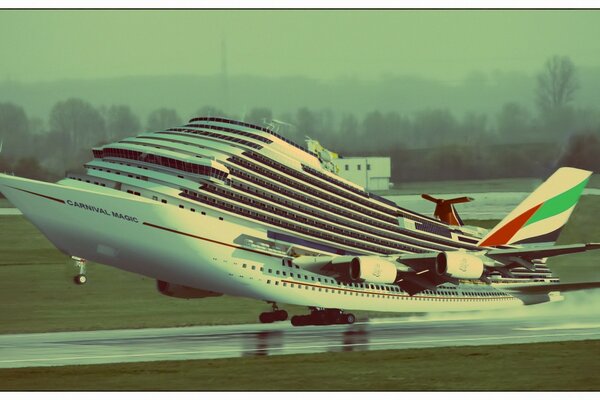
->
(1, 117), (598, 326)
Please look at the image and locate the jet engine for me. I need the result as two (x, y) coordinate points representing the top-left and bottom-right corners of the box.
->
(349, 256), (398, 284)
(435, 252), (484, 280)
(157, 280), (223, 299)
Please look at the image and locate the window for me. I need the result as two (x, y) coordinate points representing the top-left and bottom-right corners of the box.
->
(267, 280), (271, 284)
(357, 164), (361, 171)
(367, 164), (371, 171)
(161, 199), (167, 204)
(179, 205), (184, 209)
(345, 164), (349, 171)
(251, 266), (256, 270)
(191, 208), (196, 212)
(268, 269), (272, 273)
(242, 264), (247, 268)
(219, 217), (223, 221)
(275, 281), (279, 285)
(201, 211), (206, 215)
(276, 271), (280, 275)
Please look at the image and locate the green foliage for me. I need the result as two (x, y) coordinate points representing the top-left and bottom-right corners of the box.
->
(536, 55), (578, 113)
(146, 108), (182, 132)
(558, 132), (600, 172)
(105, 104), (141, 140)
(244, 107), (272, 125)
(0, 102), (31, 160)
(49, 98), (106, 149)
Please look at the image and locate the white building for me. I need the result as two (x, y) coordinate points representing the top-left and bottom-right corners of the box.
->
(333, 157), (391, 191)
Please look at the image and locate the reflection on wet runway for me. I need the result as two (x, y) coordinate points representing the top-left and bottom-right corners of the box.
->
(1, 289), (599, 369)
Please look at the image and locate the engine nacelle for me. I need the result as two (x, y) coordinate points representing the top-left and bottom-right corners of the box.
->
(157, 280), (223, 299)
(349, 256), (398, 284)
(435, 252), (484, 280)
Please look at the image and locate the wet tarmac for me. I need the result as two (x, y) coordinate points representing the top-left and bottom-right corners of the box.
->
(1, 290), (599, 369)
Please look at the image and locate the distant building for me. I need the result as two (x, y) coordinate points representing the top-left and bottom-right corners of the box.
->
(333, 157), (391, 191)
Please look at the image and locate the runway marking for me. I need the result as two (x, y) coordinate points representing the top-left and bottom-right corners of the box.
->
(2, 331), (599, 367)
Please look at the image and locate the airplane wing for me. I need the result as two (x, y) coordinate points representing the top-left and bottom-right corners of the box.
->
(486, 243), (600, 260)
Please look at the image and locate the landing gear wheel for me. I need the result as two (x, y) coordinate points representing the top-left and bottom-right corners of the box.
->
(71, 256), (88, 285)
(291, 315), (310, 326)
(259, 312), (275, 323)
(343, 313), (356, 324)
(275, 310), (288, 321)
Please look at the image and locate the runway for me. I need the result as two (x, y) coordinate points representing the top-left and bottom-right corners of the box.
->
(1, 290), (599, 369)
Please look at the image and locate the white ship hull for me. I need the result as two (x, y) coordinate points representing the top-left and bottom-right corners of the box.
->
(0, 173), (525, 313)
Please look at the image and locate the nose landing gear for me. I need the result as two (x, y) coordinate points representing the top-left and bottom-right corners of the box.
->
(291, 308), (356, 327)
(72, 256), (87, 285)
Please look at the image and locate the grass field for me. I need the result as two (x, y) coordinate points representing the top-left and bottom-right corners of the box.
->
(0, 195), (598, 335)
(1, 340), (598, 390)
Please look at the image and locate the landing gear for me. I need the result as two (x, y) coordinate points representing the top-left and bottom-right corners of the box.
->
(259, 302), (288, 323)
(72, 256), (87, 285)
(291, 308), (356, 327)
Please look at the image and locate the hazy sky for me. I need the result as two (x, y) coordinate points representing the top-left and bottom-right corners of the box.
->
(1, 10), (600, 83)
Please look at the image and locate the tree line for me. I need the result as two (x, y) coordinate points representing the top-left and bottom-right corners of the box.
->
(1, 55), (599, 184)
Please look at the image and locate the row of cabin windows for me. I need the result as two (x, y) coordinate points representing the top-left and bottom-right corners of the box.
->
(202, 184), (422, 254)
(164, 127), (264, 150)
(304, 164), (369, 198)
(233, 154), (456, 242)
(185, 122), (273, 144)
(92, 147), (228, 181)
(191, 189), (420, 254)
(240, 258), (503, 297)
(229, 155), (398, 225)
(88, 166), (148, 182)
(228, 169), (462, 252)
(70, 177), (107, 187)
(261, 280), (506, 300)
(243, 150), (370, 202)
(187, 117), (317, 157)
(180, 191), (395, 255)
(241, 151), (395, 219)
(226, 180), (445, 252)
(234, 260), (503, 297)
(304, 162), (442, 226)
(244, 150), (414, 224)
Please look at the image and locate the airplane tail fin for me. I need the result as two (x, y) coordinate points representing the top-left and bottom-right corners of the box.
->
(478, 167), (592, 247)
